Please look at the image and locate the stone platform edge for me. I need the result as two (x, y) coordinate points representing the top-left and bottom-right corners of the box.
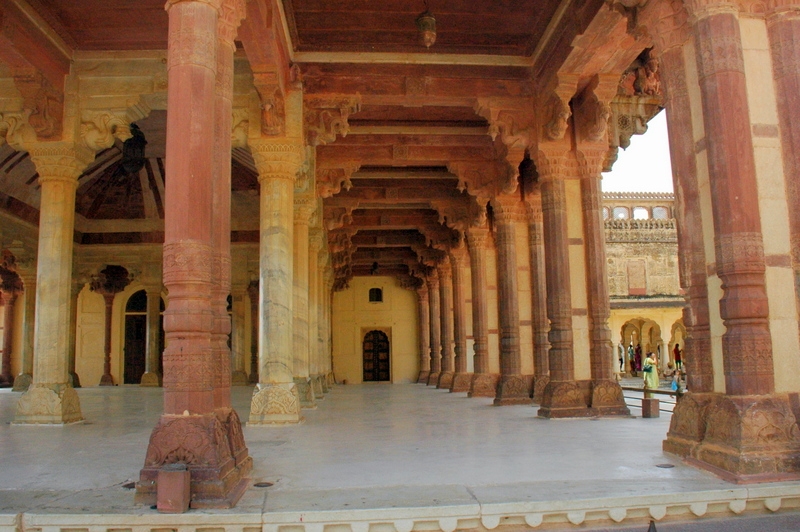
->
(1, 484), (799, 532)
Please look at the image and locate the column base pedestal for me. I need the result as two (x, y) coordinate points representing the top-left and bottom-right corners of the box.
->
(590, 380), (631, 416)
(99, 373), (114, 386)
(469, 373), (499, 398)
(231, 371), (248, 386)
(311, 374), (325, 399)
(417, 370), (430, 384)
(248, 372), (258, 385)
(69, 371), (81, 388)
(532, 375), (550, 404)
(0, 373), (14, 387)
(248, 382), (303, 425)
(12, 373), (32, 392)
(437, 372), (454, 389)
(294, 377), (317, 409)
(538, 380), (595, 418)
(450, 372), (472, 393)
(135, 408), (252, 509)
(140, 372), (162, 387)
(664, 393), (800, 483)
(494, 375), (533, 406)
(426, 372), (440, 386)
(14, 384), (84, 424)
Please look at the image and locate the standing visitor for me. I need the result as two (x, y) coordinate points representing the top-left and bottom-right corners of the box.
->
(642, 352), (659, 394)
(673, 343), (682, 369)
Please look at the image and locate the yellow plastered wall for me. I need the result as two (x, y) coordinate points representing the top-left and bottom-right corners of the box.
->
(75, 285), (105, 386)
(462, 263), (475, 373)
(565, 179), (591, 381)
(741, 16), (800, 393)
(332, 276), (419, 384)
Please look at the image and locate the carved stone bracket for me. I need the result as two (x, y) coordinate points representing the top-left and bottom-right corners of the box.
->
(429, 196), (487, 233)
(447, 161), (516, 201)
(474, 97), (534, 170)
(316, 163), (361, 198)
(253, 74), (285, 137)
(80, 106), (151, 152)
(304, 95), (362, 147)
(0, 111), (38, 151)
(12, 70), (63, 140)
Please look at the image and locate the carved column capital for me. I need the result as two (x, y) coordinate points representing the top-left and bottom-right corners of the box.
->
(293, 197), (316, 224)
(217, 0), (247, 46)
(437, 260), (453, 281)
(491, 195), (527, 225)
(531, 147), (571, 182)
(684, 0), (740, 20)
(304, 95), (362, 147)
(250, 138), (305, 183)
(28, 142), (94, 184)
(466, 226), (490, 250)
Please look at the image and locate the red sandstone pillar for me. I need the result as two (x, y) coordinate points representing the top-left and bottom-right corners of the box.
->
(426, 269), (442, 385)
(449, 246), (472, 392)
(536, 151), (590, 418)
(12, 272), (34, 391)
(136, 0), (250, 508)
(14, 144), (92, 424)
(437, 261), (455, 389)
(416, 287), (431, 383)
(492, 196), (532, 405)
(466, 226), (498, 397)
(525, 193), (550, 403)
(767, 5), (800, 350)
(579, 152), (629, 416)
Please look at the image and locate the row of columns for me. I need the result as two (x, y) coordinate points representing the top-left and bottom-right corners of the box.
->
(414, 174), (628, 417)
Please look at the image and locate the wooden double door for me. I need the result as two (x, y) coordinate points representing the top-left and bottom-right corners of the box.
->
(362, 330), (390, 382)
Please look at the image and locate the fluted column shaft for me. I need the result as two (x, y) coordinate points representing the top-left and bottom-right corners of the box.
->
(466, 227), (497, 397)
(450, 247), (471, 392)
(437, 262), (455, 389)
(308, 229), (323, 396)
(0, 291), (17, 385)
(246, 281), (259, 384)
(292, 201), (315, 408)
(426, 271), (441, 385)
(416, 288), (431, 383)
(692, 4), (773, 395)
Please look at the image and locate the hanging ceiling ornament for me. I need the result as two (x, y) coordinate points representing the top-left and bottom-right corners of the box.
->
(416, 1), (436, 48)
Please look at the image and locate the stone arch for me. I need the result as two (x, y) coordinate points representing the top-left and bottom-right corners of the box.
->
(668, 319), (686, 364)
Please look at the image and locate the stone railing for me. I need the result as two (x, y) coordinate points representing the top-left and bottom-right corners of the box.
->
(605, 218), (677, 243)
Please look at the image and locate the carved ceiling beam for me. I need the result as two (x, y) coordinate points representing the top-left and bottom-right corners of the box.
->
(352, 247), (419, 264)
(350, 231), (428, 248)
(345, 208), (443, 230)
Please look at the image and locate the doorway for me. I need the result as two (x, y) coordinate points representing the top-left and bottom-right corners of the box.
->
(123, 290), (164, 384)
(362, 330), (390, 382)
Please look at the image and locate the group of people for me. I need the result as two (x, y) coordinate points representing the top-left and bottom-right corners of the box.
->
(617, 342), (685, 392)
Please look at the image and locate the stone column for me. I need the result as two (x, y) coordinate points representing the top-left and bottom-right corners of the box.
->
(309, 228), (324, 398)
(248, 99), (304, 424)
(449, 246), (472, 392)
(658, 31), (717, 457)
(136, 0), (250, 509)
(437, 261), (455, 389)
(0, 289), (19, 387)
(579, 154), (628, 416)
(526, 195), (550, 403)
(665, 0), (800, 480)
(12, 272), (34, 391)
(536, 151), (591, 418)
(90, 266), (130, 386)
(491, 196), (531, 405)
(323, 266), (334, 386)
(767, 5), (800, 360)
(426, 269), (442, 386)
(229, 285), (249, 385)
(67, 280), (82, 388)
(15, 143), (91, 425)
(292, 199), (315, 409)
(415, 287), (431, 383)
(140, 286), (163, 386)
(466, 226), (498, 397)
(246, 280), (259, 384)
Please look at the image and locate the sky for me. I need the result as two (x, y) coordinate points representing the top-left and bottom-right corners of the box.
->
(601, 110), (674, 193)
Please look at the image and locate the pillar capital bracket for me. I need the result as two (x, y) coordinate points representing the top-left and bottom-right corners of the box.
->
(10, 70), (64, 141)
(80, 107), (151, 152)
(304, 95), (362, 147)
(28, 142), (95, 183)
(447, 161), (515, 200)
(429, 196), (487, 233)
(316, 163), (361, 198)
(250, 138), (305, 183)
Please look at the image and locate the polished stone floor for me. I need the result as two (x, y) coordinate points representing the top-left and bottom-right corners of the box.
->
(1, 383), (798, 530)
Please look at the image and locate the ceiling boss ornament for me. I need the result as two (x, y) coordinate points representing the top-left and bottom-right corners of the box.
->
(416, 0), (437, 48)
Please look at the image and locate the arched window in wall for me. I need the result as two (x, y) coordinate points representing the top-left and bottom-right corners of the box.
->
(369, 288), (383, 302)
(653, 206), (670, 219)
(123, 290), (165, 384)
(633, 207), (649, 219)
(613, 206), (629, 219)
